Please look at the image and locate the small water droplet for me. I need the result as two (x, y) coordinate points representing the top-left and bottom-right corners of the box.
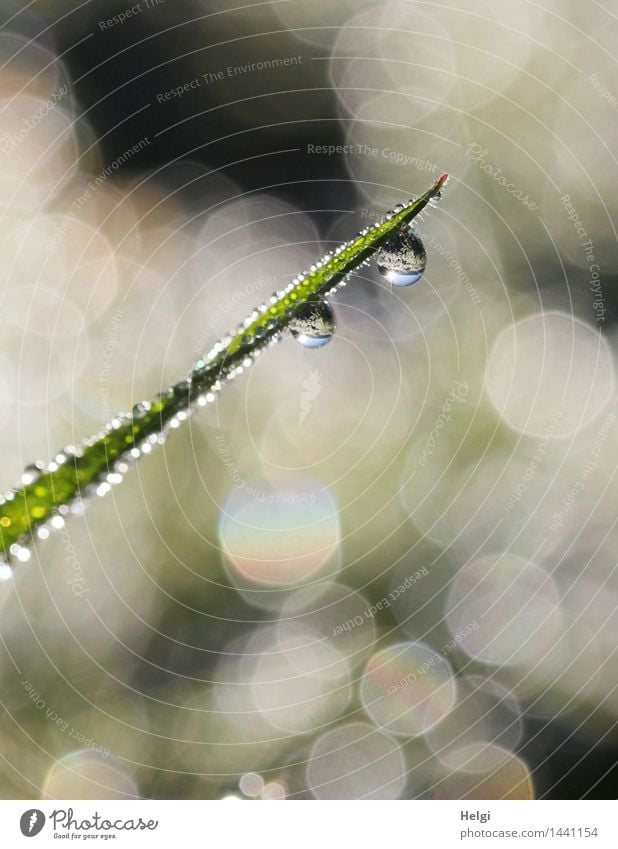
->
(289, 299), (336, 349)
(376, 227), (427, 286)
(21, 463), (42, 485)
(132, 401), (151, 419)
(11, 544), (31, 563)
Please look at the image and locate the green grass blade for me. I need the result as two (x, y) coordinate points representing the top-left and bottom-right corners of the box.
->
(0, 174), (448, 563)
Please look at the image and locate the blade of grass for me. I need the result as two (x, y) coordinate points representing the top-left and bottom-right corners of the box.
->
(0, 174), (448, 563)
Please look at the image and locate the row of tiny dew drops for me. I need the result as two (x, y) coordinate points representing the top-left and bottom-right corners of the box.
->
(0, 192), (437, 573)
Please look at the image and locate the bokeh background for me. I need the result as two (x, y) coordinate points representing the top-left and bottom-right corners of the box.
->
(0, 0), (616, 800)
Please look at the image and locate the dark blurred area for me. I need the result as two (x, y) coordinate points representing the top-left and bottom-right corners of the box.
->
(50, 0), (355, 212)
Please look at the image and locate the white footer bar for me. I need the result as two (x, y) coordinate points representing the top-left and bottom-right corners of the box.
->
(0, 799), (615, 848)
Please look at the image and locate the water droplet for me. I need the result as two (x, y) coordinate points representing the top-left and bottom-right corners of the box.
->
(289, 299), (336, 349)
(11, 544), (31, 563)
(21, 463), (42, 485)
(70, 500), (85, 517)
(376, 228), (427, 286)
(132, 401), (150, 419)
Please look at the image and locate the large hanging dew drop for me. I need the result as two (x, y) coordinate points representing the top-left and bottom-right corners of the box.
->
(289, 299), (336, 349)
(376, 227), (427, 286)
